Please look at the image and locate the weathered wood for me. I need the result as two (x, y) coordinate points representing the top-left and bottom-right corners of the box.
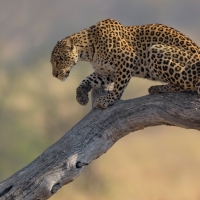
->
(0, 87), (200, 200)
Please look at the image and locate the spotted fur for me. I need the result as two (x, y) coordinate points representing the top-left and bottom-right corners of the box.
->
(51, 19), (200, 108)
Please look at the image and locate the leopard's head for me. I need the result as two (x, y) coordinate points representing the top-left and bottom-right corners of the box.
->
(50, 38), (78, 81)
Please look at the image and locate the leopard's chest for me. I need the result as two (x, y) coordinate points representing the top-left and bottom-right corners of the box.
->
(92, 62), (115, 78)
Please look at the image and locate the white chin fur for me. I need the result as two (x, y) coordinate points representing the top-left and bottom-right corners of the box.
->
(60, 77), (67, 82)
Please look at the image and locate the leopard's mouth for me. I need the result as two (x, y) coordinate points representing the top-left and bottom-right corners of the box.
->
(64, 72), (70, 81)
(55, 70), (70, 82)
(60, 71), (70, 82)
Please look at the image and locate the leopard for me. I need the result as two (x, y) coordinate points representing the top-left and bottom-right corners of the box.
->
(50, 18), (200, 109)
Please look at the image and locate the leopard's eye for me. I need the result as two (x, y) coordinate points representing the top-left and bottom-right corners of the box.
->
(55, 61), (59, 69)
(66, 46), (72, 51)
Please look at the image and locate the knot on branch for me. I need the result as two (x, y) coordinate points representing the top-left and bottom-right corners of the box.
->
(0, 185), (13, 197)
(51, 183), (61, 194)
(76, 161), (89, 168)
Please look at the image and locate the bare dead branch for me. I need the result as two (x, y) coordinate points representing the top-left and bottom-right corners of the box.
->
(0, 87), (200, 200)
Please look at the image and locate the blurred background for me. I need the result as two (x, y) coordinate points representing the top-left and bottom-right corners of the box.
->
(1, 0), (200, 199)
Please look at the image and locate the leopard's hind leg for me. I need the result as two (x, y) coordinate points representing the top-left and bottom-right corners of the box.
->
(148, 84), (185, 95)
(147, 44), (199, 95)
(195, 62), (200, 97)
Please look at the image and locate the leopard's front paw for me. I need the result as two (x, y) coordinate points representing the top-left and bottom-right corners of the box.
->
(76, 88), (89, 106)
(93, 96), (115, 109)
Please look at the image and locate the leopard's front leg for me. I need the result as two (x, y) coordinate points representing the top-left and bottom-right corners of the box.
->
(76, 72), (113, 105)
(93, 68), (131, 109)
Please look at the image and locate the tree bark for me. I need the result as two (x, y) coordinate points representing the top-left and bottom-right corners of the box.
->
(0, 86), (200, 200)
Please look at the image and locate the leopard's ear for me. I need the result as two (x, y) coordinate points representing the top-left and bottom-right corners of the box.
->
(66, 38), (74, 51)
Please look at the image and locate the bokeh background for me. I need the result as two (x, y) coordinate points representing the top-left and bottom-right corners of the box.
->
(1, 0), (200, 199)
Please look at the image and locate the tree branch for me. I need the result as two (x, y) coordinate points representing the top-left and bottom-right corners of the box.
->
(0, 86), (200, 200)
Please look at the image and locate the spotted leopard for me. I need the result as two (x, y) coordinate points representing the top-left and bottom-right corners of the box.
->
(51, 19), (200, 108)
